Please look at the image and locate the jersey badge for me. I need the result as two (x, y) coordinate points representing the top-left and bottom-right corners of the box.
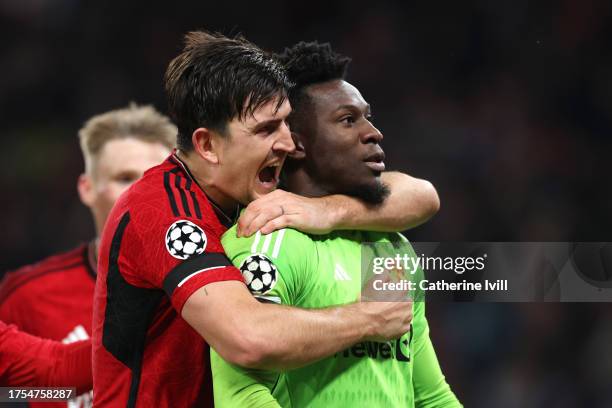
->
(165, 219), (207, 260)
(239, 254), (278, 295)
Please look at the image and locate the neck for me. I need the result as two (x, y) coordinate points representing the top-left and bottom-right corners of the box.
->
(282, 165), (328, 199)
(175, 149), (238, 214)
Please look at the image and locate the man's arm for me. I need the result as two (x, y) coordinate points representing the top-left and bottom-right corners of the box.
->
(412, 303), (462, 408)
(343, 172), (440, 231)
(182, 281), (412, 371)
(0, 322), (92, 393)
(236, 172), (439, 237)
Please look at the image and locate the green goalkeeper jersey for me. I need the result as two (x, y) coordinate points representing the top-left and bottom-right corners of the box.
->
(211, 226), (461, 408)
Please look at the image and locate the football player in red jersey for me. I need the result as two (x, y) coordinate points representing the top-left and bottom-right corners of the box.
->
(0, 320), (91, 393)
(0, 103), (175, 407)
(92, 31), (438, 407)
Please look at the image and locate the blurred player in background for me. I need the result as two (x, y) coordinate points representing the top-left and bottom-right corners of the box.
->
(0, 320), (91, 393)
(212, 41), (461, 407)
(92, 31), (437, 407)
(0, 103), (175, 407)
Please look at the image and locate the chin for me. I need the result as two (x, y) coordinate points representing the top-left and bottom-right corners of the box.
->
(345, 179), (390, 205)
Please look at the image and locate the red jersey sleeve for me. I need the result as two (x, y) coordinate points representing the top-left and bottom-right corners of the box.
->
(0, 321), (92, 393)
(107, 202), (243, 313)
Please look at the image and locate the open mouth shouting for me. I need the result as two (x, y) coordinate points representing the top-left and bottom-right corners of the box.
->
(256, 160), (283, 193)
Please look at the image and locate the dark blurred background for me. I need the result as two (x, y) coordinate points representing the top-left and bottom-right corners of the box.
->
(1, 0), (611, 406)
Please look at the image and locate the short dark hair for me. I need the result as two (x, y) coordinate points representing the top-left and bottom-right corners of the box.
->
(275, 41), (351, 123)
(165, 31), (291, 151)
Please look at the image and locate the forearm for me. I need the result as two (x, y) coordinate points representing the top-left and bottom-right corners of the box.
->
(184, 282), (410, 371)
(332, 172), (440, 232)
(235, 174), (439, 236)
(1, 325), (92, 392)
(47, 340), (93, 394)
(237, 301), (376, 370)
(184, 284), (375, 370)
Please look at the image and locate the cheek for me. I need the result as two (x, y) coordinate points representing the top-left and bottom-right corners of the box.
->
(224, 143), (269, 176)
(97, 183), (130, 209)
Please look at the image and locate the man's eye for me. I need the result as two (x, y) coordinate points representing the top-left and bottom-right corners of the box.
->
(115, 174), (137, 183)
(340, 116), (355, 124)
(260, 125), (277, 135)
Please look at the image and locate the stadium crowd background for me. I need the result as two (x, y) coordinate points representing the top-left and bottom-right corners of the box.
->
(1, 0), (610, 406)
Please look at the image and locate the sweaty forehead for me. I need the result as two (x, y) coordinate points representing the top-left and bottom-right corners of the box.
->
(306, 80), (368, 114)
(239, 96), (291, 128)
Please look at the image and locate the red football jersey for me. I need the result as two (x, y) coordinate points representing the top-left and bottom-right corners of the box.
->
(92, 155), (243, 407)
(0, 243), (95, 339)
(0, 243), (96, 408)
(0, 321), (91, 392)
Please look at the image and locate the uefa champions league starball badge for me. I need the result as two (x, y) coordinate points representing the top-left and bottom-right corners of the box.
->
(165, 220), (207, 260)
(239, 254), (278, 295)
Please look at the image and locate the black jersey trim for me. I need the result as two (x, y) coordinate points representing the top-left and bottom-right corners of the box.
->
(171, 153), (239, 224)
(184, 178), (203, 219)
(162, 252), (232, 297)
(190, 191), (203, 219)
(163, 172), (180, 217)
(174, 175), (193, 217)
(102, 211), (165, 408)
(167, 165), (203, 219)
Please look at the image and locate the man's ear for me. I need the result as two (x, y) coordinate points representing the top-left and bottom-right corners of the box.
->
(192, 127), (219, 164)
(77, 173), (95, 207)
(289, 131), (306, 160)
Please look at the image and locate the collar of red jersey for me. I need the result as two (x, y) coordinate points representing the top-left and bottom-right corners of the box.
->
(169, 151), (240, 227)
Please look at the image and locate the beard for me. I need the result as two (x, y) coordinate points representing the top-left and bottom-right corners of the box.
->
(344, 178), (390, 205)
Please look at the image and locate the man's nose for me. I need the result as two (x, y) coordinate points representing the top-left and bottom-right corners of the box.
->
(361, 122), (383, 144)
(274, 121), (296, 153)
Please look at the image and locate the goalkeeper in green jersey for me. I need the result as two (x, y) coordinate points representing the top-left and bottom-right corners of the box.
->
(212, 42), (461, 407)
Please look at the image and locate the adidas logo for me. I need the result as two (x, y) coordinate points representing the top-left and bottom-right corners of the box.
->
(334, 263), (352, 281)
(62, 325), (89, 344)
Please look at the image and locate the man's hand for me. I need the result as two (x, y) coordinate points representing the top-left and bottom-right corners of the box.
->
(358, 266), (413, 342)
(237, 189), (340, 237)
(358, 300), (413, 342)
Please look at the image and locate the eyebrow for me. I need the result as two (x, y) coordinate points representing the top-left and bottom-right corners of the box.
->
(249, 118), (283, 133)
(333, 103), (371, 114)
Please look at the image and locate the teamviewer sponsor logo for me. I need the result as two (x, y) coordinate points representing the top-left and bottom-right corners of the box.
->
(335, 329), (412, 362)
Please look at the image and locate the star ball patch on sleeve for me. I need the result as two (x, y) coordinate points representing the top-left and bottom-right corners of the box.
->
(165, 220), (207, 260)
(239, 254), (278, 295)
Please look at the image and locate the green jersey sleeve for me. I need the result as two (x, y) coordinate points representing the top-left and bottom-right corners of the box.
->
(221, 226), (318, 304)
(210, 351), (281, 408)
(412, 301), (463, 408)
(212, 226), (318, 407)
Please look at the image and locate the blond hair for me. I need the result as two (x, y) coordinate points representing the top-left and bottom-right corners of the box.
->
(79, 103), (176, 173)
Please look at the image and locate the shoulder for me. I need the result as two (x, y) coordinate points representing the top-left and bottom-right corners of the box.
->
(115, 162), (221, 245)
(222, 227), (314, 259)
(0, 244), (87, 303)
